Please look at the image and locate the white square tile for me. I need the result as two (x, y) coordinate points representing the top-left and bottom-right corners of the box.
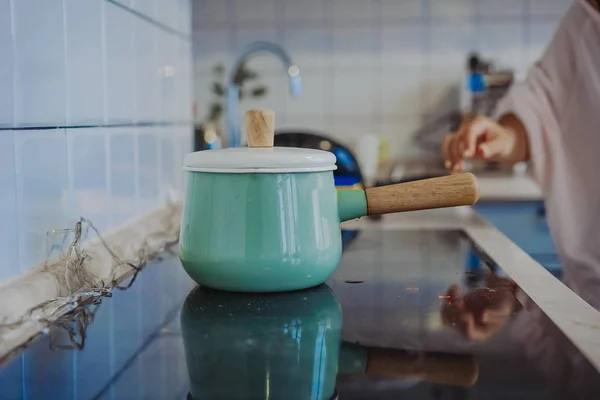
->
(67, 128), (109, 233)
(105, 2), (135, 124)
(378, 118), (423, 158)
(14, 130), (69, 271)
(65, 0), (104, 125)
(109, 128), (137, 227)
(529, 0), (571, 17)
(134, 19), (160, 122)
(133, 0), (156, 19)
(177, 0), (192, 34)
(430, 0), (473, 22)
(192, 0), (229, 25)
(422, 66), (463, 115)
(175, 126), (192, 191)
(331, 0), (374, 21)
(137, 129), (159, 212)
(13, 0), (66, 127)
(157, 34), (178, 122)
(476, 0), (525, 17)
(159, 133), (177, 196)
(73, 302), (112, 400)
(285, 71), (326, 116)
(109, 288), (143, 378)
(428, 24), (474, 65)
(278, 114), (326, 133)
(137, 264), (164, 339)
(379, 66), (424, 117)
(0, 132), (19, 283)
(529, 21), (559, 49)
(156, 0), (178, 29)
(476, 22), (524, 51)
(232, 27), (280, 52)
(330, 119), (375, 150)
(381, 25), (425, 66)
(179, 40), (193, 121)
(475, 22), (525, 67)
(0, 0), (13, 127)
(284, 28), (329, 69)
(332, 71), (375, 116)
(283, 0), (325, 21)
(193, 59), (211, 79)
(232, 0), (277, 23)
(333, 27), (378, 68)
(381, 0), (423, 21)
(193, 29), (232, 68)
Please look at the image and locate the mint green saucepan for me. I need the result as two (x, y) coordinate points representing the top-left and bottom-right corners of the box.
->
(180, 109), (479, 292)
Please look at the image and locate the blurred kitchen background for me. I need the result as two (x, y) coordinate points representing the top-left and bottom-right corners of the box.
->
(0, 0), (569, 285)
(193, 0), (568, 178)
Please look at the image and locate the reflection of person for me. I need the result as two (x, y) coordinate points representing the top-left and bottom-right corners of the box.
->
(443, 0), (600, 309)
(441, 275), (520, 342)
(442, 276), (600, 399)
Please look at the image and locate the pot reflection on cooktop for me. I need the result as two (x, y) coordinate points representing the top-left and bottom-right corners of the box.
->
(0, 229), (598, 400)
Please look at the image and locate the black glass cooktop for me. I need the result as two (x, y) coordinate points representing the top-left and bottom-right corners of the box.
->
(1, 230), (598, 400)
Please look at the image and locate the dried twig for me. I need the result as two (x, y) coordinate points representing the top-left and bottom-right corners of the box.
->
(0, 207), (180, 364)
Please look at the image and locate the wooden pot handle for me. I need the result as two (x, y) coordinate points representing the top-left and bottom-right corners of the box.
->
(365, 173), (479, 215)
(366, 349), (479, 387)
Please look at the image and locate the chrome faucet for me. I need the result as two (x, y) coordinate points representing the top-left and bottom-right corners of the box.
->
(226, 41), (302, 148)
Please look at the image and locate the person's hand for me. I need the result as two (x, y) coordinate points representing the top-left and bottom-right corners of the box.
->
(442, 115), (529, 172)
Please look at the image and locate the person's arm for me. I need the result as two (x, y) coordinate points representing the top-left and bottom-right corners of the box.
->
(444, 2), (582, 185)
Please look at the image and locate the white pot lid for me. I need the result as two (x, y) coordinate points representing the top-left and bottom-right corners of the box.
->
(183, 147), (338, 173)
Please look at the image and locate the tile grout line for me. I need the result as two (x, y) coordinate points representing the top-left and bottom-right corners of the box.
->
(104, 0), (191, 41)
(62, 0), (70, 126)
(9, 0), (17, 127)
(101, 0), (109, 125)
(0, 121), (194, 132)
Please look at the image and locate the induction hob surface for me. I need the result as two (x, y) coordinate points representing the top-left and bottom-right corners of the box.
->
(0, 229), (598, 400)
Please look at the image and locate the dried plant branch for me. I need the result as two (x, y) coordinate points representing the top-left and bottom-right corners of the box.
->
(0, 206), (181, 365)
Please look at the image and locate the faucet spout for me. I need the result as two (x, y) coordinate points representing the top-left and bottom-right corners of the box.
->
(226, 41), (302, 148)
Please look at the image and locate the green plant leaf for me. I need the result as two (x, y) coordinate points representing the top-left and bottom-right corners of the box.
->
(251, 86), (267, 98)
(212, 82), (225, 96)
(208, 103), (223, 122)
(212, 63), (225, 76)
(244, 70), (258, 80)
(233, 62), (261, 86)
(233, 62), (246, 86)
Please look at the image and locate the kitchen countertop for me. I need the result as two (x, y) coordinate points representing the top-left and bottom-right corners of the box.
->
(473, 172), (543, 201)
(343, 208), (600, 371)
(381, 159), (543, 201)
(1, 208), (600, 399)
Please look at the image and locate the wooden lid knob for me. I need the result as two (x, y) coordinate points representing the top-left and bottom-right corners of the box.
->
(245, 109), (275, 148)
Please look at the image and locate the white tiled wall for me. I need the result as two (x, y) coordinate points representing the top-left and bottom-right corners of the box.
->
(193, 0), (570, 156)
(0, 0), (192, 284)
